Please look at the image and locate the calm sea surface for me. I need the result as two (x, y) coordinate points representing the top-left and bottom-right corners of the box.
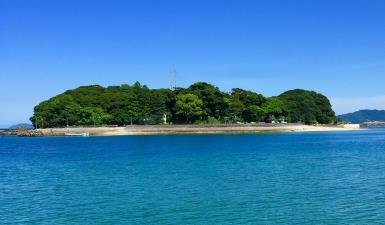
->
(1, 129), (385, 224)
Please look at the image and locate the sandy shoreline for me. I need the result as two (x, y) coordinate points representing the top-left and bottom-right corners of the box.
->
(36, 124), (361, 136)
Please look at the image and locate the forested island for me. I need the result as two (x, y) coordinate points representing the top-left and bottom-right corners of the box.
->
(30, 82), (336, 128)
(338, 109), (385, 124)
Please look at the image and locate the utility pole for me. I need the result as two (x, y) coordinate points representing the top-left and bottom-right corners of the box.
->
(35, 117), (38, 129)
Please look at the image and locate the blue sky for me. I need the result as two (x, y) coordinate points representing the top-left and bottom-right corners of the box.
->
(1, 0), (385, 127)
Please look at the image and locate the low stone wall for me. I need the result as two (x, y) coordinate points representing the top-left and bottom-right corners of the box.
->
(35, 123), (361, 136)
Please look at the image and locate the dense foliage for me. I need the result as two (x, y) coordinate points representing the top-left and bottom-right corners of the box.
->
(279, 89), (336, 124)
(338, 110), (385, 124)
(30, 82), (336, 128)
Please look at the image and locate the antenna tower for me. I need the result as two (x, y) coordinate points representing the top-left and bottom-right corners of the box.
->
(170, 69), (176, 90)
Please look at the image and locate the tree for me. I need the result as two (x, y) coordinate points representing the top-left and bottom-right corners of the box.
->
(242, 105), (266, 122)
(175, 93), (205, 122)
(30, 94), (82, 128)
(230, 88), (266, 106)
(224, 95), (244, 122)
(227, 88), (267, 122)
(188, 82), (226, 119)
(278, 89), (335, 124)
(77, 107), (112, 126)
(262, 97), (287, 120)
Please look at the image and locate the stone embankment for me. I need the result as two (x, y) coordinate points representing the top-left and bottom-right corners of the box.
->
(1, 124), (361, 137)
(0, 129), (44, 137)
(37, 123), (361, 136)
(361, 121), (385, 127)
(17, 130), (44, 137)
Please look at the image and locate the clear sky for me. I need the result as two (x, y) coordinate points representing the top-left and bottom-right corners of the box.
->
(1, 0), (385, 127)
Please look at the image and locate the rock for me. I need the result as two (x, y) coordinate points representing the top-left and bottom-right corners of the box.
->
(0, 128), (44, 137)
(17, 130), (44, 137)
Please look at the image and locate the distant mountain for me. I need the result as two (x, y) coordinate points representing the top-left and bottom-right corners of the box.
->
(338, 110), (385, 124)
(8, 123), (34, 130)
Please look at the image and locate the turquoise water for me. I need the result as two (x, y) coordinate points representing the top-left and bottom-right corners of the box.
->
(1, 129), (385, 224)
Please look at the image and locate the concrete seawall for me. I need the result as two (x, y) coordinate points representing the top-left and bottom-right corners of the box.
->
(37, 124), (361, 136)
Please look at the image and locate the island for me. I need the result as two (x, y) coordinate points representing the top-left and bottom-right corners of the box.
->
(338, 109), (385, 124)
(25, 81), (359, 136)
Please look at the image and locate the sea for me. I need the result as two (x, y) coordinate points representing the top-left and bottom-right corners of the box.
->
(1, 128), (385, 224)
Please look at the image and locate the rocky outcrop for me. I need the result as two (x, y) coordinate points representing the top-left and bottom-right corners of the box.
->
(0, 129), (44, 137)
(17, 130), (44, 137)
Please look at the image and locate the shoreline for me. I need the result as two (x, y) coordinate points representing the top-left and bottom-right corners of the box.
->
(35, 124), (361, 136)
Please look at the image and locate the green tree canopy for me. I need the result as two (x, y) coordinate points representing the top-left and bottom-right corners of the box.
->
(188, 82), (227, 119)
(242, 105), (266, 122)
(263, 97), (288, 118)
(231, 88), (266, 106)
(175, 93), (205, 122)
(278, 89), (335, 124)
